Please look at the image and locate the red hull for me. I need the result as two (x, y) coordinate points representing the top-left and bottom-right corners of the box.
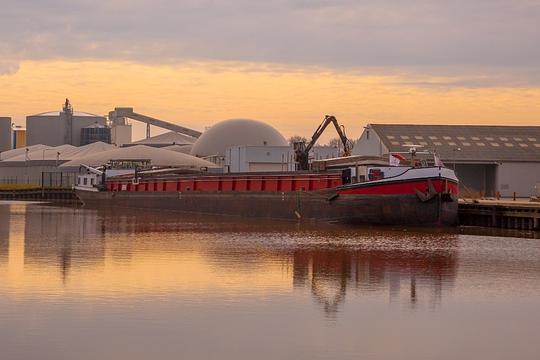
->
(76, 167), (459, 226)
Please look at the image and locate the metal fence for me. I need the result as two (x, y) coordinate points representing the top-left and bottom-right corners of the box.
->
(0, 172), (76, 188)
(41, 172), (77, 188)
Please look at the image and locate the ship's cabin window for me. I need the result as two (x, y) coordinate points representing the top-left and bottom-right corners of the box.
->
(356, 166), (368, 183)
(368, 168), (384, 181)
(341, 168), (352, 184)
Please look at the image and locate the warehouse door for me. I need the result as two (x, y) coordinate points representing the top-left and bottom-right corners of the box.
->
(454, 164), (497, 198)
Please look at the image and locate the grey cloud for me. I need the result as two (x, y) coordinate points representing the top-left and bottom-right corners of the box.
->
(0, 60), (19, 75)
(1, 0), (539, 85)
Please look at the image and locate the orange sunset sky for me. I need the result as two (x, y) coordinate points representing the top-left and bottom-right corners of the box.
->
(1, 1), (539, 142)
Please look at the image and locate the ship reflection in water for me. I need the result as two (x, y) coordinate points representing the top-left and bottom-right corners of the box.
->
(1, 202), (540, 360)
(292, 245), (455, 316)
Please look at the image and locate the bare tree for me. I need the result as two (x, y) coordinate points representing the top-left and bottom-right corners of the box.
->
(327, 137), (341, 148)
(288, 135), (308, 146)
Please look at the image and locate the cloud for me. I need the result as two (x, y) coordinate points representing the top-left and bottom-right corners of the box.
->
(0, 0), (539, 85)
(0, 60), (20, 76)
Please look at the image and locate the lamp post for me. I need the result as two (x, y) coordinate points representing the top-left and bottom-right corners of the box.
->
(452, 147), (461, 172)
(41, 148), (61, 187)
(24, 148), (29, 184)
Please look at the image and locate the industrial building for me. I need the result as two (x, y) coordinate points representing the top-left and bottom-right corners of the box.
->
(0, 144), (49, 161)
(81, 122), (111, 145)
(26, 103), (205, 148)
(0, 117), (11, 152)
(0, 118), (27, 152)
(0, 142), (115, 186)
(354, 124), (540, 197)
(60, 145), (217, 169)
(191, 118), (289, 158)
(12, 126), (26, 148)
(108, 107), (201, 146)
(190, 118), (289, 167)
(162, 144), (193, 154)
(0, 142), (218, 186)
(26, 99), (107, 147)
(129, 131), (197, 148)
(225, 145), (338, 173)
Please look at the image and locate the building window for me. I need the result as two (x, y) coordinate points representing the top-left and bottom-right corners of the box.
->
(500, 137), (508, 141)
(476, 142), (485, 146)
(366, 130), (370, 140)
(443, 136), (452, 140)
(415, 136), (424, 140)
(471, 136), (480, 140)
(400, 135), (410, 139)
(83, 178), (87, 185)
(457, 136), (466, 140)
(527, 137), (537, 142)
(490, 142), (499, 147)
(514, 137), (523, 141)
(433, 141), (442, 146)
(448, 142), (457, 146)
(505, 143), (514, 147)
(429, 136), (438, 140)
(387, 135), (395, 139)
(519, 143), (528, 147)
(462, 142), (471, 146)
(485, 137), (494, 141)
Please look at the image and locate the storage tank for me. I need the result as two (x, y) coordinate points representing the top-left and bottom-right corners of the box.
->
(81, 122), (111, 145)
(26, 99), (106, 146)
(190, 119), (288, 158)
(0, 117), (11, 152)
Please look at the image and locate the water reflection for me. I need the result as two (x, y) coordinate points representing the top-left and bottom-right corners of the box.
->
(0, 202), (460, 316)
(2, 202), (540, 360)
(292, 243), (457, 315)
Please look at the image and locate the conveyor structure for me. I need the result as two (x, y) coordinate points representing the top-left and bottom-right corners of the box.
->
(109, 107), (202, 139)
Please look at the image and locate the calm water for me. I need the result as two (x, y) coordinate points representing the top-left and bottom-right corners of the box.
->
(1, 201), (540, 360)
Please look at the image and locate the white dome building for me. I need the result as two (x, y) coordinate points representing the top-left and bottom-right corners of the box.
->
(190, 119), (287, 157)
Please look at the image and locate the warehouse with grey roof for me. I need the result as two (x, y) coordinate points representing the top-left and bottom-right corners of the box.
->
(354, 124), (540, 198)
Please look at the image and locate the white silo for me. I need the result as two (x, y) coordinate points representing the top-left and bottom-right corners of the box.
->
(26, 99), (107, 146)
(0, 117), (12, 152)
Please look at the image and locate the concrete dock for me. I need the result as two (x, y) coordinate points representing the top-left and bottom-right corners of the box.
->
(1, 188), (539, 231)
(0, 187), (77, 201)
(459, 199), (540, 231)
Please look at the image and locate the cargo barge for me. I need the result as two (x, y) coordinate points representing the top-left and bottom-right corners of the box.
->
(74, 116), (459, 226)
(75, 159), (459, 226)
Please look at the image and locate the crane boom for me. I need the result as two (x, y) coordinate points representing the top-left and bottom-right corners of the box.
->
(294, 115), (353, 171)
